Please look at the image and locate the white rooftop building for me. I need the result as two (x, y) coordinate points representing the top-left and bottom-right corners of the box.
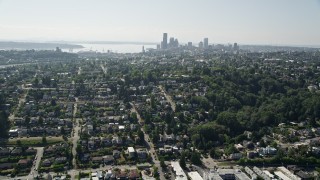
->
(171, 161), (187, 180)
(263, 170), (275, 179)
(253, 166), (271, 180)
(128, 147), (135, 158)
(277, 166), (301, 180)
(274, 171), (291, 180)
(245, 166), (257, 180)
(188, 171), (203, 180)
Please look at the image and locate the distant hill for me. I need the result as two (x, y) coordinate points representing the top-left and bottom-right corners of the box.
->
(240, 44), (320, 52)
(0, 41), (84, 50)
(69, 41), (158, 45)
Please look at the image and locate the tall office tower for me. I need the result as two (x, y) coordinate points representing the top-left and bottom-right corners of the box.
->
(169, 37), (175, 48)
(233, 43), (239, 51)
(55, 47), (62, 52)
(157, 44), (161, 50)
(162, 33), (168, 49)
(188, 42), (193, 48)
(199, 41), (204, 49)
(174, 39), (179, 48)
(204, 38), (209, 49)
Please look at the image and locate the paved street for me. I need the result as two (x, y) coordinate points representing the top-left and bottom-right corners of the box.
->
(71, 98), (80, 172)
(30, 147), (44, 178)
(8, 86), (28, 122)
(159, 85), (176, 112)
(131, 103), (165, 180)
(0, 165), (138, 180)
(100, 64), (107, 74)
(1, 147), (45, 180)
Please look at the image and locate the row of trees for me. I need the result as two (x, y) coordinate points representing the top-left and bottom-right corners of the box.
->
(0, 92), (9, 138)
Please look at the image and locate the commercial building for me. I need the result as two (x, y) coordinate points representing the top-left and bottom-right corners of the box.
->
(162, 33), (168, 49)
(204, 38), (209, 49)
(253, 166), (271, 180)
(208, 168), (251, 180)
(277, 166), (301, 180)
(171, 161), (187, 180)
(188, 171), (203, 180)
(244, 166), (257, 180)
(274, 171), (291, 180)
(199, 41), (204, 49)
(128, 147), (135, 158)
(233, 43), (239, 51)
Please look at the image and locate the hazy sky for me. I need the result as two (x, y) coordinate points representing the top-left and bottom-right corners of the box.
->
(0, 0), (320, 45)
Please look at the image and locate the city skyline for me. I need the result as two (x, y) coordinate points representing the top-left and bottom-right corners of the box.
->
(0, 0), (320, 46)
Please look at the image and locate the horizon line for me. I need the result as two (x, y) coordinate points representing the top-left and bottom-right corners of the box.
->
(0, 40), (320, 49)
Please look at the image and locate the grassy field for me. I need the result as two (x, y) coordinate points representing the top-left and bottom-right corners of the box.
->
(216, 161), (239, 167)
(1, 136), (64, 146)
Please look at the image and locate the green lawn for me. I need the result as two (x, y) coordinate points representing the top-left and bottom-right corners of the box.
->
(2, 137), (64, 146)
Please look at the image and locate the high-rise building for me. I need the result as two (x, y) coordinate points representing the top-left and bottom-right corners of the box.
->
(233, 43), (239, 51)
(174, 39), (179, 48)
(204, 38), (209, 49)
(188, 42), (193, 49)
(199, 41), (204, 49)
(55, 47), (62, 52)
(162, 33), (168, 49)
(169, 37), (175, 48)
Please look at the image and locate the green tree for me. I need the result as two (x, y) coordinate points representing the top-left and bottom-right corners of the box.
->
(25, 116), (30, 125)
(152, 132), (159, 144)
(160, 158), (166, 168)
(33, 78), (39, 87)
(216, 111), (242, 136)
(17, 140), (22, 147)
(0, 111), (9, 138)
(130, 112), (138, 123)
(224, 144), (238, 155)
(39, 117), (43, 125)
(42, 136), (47, 144)
(137, 129), (144, 144)
(190, 151), (202, 165)
(210, 148), (221, 159)
(153, 166), (159, 178)
(179, 153), (186, 169)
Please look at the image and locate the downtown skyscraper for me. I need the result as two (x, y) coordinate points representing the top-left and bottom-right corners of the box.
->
(204, 38), (209, 49)
(161, 33), (168, 49)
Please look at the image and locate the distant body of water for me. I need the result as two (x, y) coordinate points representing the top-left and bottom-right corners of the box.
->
(71, 43), (157, 53)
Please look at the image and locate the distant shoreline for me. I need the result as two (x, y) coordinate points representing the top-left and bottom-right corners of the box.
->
(68, 41), (158, 45)
(0, 41), (84, 50)
(1, 41), (319, 53)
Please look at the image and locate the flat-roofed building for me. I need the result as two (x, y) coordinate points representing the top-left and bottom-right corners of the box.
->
(277, 166), (301, 180)
(188, 171), (203, 180)
(245, 166), (257, 180)
(275, 171), (291, 180)
(171, 161), (187, 180)
(263, 170), (275, 179)
(128, 147), (135, 158)
(253, 166), (271, 180)
(208, 168), (250, 180)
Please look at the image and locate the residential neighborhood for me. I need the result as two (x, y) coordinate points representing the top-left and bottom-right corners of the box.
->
(1, 46), (320, 179)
